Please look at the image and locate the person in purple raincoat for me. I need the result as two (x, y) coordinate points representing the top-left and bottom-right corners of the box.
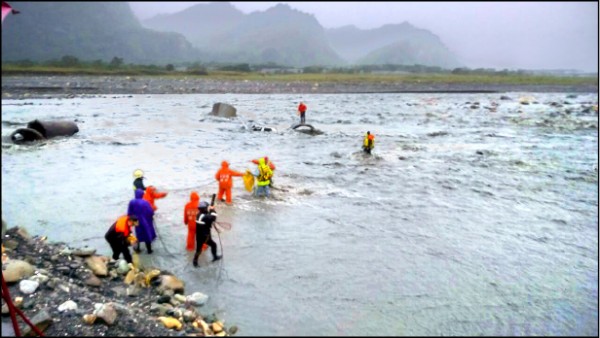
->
(127, 188), (156, 254)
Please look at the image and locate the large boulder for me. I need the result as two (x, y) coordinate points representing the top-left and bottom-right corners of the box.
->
(94, 303), (117, 325)
(158, 275), (185, 294)
(3, 259), (35, 283)
(85, 256), (108, 277)
(211, 103), (237, 118)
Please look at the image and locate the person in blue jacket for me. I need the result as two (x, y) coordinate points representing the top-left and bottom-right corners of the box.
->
(127, 188), (155, 253)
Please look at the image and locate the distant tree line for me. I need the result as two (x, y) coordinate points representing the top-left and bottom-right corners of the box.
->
(3, 55), (177, 73)
(3, 56), (593, 77)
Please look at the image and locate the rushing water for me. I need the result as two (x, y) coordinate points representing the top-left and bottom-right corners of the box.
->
(2, 92), (598, 336)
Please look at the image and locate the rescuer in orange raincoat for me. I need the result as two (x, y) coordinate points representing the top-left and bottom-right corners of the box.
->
(183, 191), (200, 251)
(215, 161), (243, 204)
(143, 185), (168, 211)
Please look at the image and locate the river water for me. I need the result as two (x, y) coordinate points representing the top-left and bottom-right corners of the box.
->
(2, 92), (598, 335)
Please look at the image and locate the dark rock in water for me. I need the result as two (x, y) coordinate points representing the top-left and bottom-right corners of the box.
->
(211, 102), (237, 117)
(291, 123), (323, 135)
(251, 124), (274, 132)
(427, 131), (449, 137)
(500, 95), (511, 100)
(10, 119), (79, 144)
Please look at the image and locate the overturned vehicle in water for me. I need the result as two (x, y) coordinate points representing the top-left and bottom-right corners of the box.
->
(10, 119), (79, 144)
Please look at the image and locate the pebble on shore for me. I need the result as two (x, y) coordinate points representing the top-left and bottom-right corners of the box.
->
(1, 225), (237, 337)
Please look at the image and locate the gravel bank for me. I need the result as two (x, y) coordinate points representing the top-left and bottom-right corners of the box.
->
(2, 75), (597, 100)
(1, 225), (237, 337)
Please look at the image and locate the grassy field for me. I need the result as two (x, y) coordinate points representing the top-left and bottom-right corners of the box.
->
(2, 64), (597, 86)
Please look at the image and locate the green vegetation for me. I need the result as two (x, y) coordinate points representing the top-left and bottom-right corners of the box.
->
(2, 60), (597, 86)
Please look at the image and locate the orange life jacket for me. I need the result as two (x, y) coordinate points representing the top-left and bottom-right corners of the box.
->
(115, 215), (131, 237)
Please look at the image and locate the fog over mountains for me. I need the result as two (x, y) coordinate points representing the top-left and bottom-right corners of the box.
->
(134, 1), (599, 72)
(141, 2), (460, 68)
(4, 1), (595, 72)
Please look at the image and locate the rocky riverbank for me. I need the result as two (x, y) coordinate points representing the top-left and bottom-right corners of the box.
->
(1, 225), (237, 337)
(2, 75), (598, 100)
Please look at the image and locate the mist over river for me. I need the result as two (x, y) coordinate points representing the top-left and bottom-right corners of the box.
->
(2, 92), (598, 335)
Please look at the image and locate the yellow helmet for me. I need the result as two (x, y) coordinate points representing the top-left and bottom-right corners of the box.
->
(133, 169), (144, 178)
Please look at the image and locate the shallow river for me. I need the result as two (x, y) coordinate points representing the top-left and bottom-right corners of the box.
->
(2, 92), (598, 335)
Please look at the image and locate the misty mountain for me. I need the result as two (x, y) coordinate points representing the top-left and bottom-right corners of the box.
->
(1, 2), (199, 64)
(2, 2), (462, 68)
(143, 3), (343, 67)
(142, 2), (245, 50)
(326, 23), (461, 67)
(214, 4), (343, 66)
(358, 39), (461, 68)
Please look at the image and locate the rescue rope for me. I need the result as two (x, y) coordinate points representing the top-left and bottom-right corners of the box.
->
(151, 218), (178, 259)
(2, 273), (45, 336)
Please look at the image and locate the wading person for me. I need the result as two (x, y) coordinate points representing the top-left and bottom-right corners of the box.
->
(251, 156), (276, 187)
(128, 188), (156, 254)
(132, 169), (146, 191)
(143, 185), (168, 211)
(183, 191), (200, 251)
(363, 131), (375, 154)
(105, 215), (139, 264)
(215, 161), (243, 204)
(253, 157), (273, 197)
(193, 201), (221, 267)
(297, 101), (307, 124)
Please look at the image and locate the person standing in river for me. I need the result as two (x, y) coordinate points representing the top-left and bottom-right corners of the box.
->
(215, 160), (244, 204)
(143, 185), (168, 211)
(193, 201), (221, 267)
(132, 169), (146, 191)
(184, 191), (200, 251)
(297, 101), (307, 124)
(363, 131), (375, 154)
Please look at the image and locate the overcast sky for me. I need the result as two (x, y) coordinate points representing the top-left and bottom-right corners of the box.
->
(129, 2), (598, 72)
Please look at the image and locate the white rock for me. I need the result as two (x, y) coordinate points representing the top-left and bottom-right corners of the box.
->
(19, 280), (39, 294)
(186, 292), (209, 306)
(116, 260), (131, 274)
(58, 300), (78, 312)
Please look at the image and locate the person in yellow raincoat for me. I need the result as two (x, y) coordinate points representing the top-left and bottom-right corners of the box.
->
(363, 131), (375, 154)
